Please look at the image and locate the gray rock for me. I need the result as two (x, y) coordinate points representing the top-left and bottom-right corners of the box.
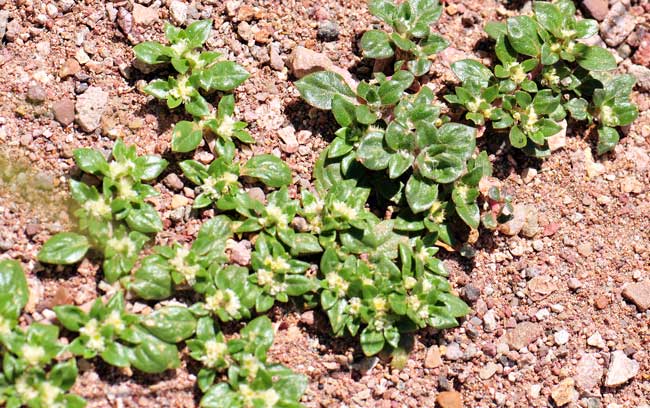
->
(0, 240), (13, 251)
(52, 99), (75, 126)
(75, 86), (108, 132)
(575, 353), (603, 391)
(599, 2), (636, 47)
(27, 85), (46, 103)
(163, 173), (184, 191)
(581, 0), (609, 21)
(444, 342), (463, 361)
(463, 284), (480, 303)
(605, 350), (639, 387)
(317, 21), (339, 42)
(169, 0), (188, 25)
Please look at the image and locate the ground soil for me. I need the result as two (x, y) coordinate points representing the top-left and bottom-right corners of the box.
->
(0, 0), (649, 407)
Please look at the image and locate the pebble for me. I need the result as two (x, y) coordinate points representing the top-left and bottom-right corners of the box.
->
(0, 11), (8, 41)
(594, 295), (609, 310)
(171, 194), (189, 209)
(605, 350), (639, 387)
(483, 309), (498, 332)
(568, 278), (583, 290)
(599, 2), (636, 47)
(424, 346), (442, 368)
(278, 125), (299, 153)
(227, 239), (252, 266)
(132, 4), (158, 26)
(581, 0), (609, 21)
(527, 275), (555, 300)
(237, 22), (253, 41)
(621, 280), (650, 311)
(0, 240), (13, 251)
(479, 362), (498, 380)
(317, 20), (339, 42)
(626, 63), (650, 92)
(498, 204), (527, 236)
(554, 329), (570, 345)
(59, 58), (81, 78)
(505, 322), (542, 350)
(632, 33), (650, 66)
(25, 223), (41, 237)
(75, 48), (90, 65)
(444, 343), (462, 361)
(463, 284), (480, 303)
(52, 99), (75, 126)
(535, 308), (549, 321)
(287, 46), (334, 78)
(169, 0), (188, 25)
(436, 391), (462, 408)
(269, 45), (284, 71)
(163, 173), (184, 191)
(575, 353), (603, 391)
(551, 378), (578, 406)
(521, 167), (537, 184)
(27, 85), (47, 103)
(587, 332), (607, 349)
(75, 86), (108, 132)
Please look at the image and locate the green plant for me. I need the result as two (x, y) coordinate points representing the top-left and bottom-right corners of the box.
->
(0, 260), (86, 408)
(360, 0), (448, 76)
(189, 316), (307, 407)
(37, 140), (168, 283)
(134, 20), (252, 153)
(445, 0), (638, 155)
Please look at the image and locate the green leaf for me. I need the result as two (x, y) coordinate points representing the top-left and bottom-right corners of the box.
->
(74, 148), (109, 176)
(295, 71), (356, 110)
(135, 155), (168, 181)
(0, 260), (29, 315)
(378, 71), (414, 105)
(200, 61), (249, 92)
(421, 33), (448, 55)
(597, 126), (619, 155)
(331, 94), (356, 127)
(532, 1), (562, 36)
(576, 45), (616, 71)
(126, 204), (163, 233)
(186, 19), (213, 47)
(506, 16), (541, 57)
(360, 327), (385, 356)
(356, 130), (390, 171)
(101, 342), (132, 368)
(405, 174), (438, 213)
(575, 19), (599, 39)
(133, 41), (171, 65)
(142, 306), (197, 343)
(131, 336), (180, 373)
(290, 233), (322, 256)
(456, 204), (480, 229)
(485, 21), (507, 39)
(451, 59), (493, 87)
(285, 275), (315, 296)
(241, 155), (292, 188)
(131, 256), (173, 300)
(361, 30), (394, 59)
(186, 93), (211, 117)
(38, 232), (89, 265)
(144, 79), (172, 99)
(201, 383), (239, 408)
(415, 123), (476, 183)
(53, 305), (88, 331)
(172, 121), (204, 153)
(369, 0), (397, 25)
(509, 126), (527, 148)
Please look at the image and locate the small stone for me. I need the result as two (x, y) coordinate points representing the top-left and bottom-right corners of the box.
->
(527, 275), (555, 301)
(132, 4), (158, 26)
(547, 119), (567, 151)
(25, 223), (41, 237)
(235, 4), (255, 21)
(551, 378), (578, 406)
(0, 240), (13, 251)
(299, 310), (314, 325)
(171, 194), (189, 209)
(568, 278), (582, 290)
(59, 58), (81, 78)
(483, 309), (498, 332)
(581, 0), (609, 21)
(163, 173), (184, 191)
(254, 26), (273, 44)
(169, 0), (188, 25)
(0, 11), (8, 41)
(317, 20), (339, 42)
(521, 167), (537, 184)
(436, 391), (462, 408)
(247, 187), (265, 203)
(278, 125), (299, 153)
(626, 63), (650, 92)
(535, 308), (550, 320)
(227, 239), (252, 266)
(577, 243), (593, 257)
(600, 2), (636, 47)
(594, 295), (609, 310)
(75, 48), (90, 65)
(225, 1), (241, 17)
(424, 346), (443, 368)
(633, 34), (650, 66)
(463, 284), (480, 303)
(620, 176), (644, 194)
(605, 350), (639, 387)
(444, 343), (462, 361)
(287, 46), (334, 78)
(554, 329), (570, 345)
(498, 204), (527, 236)
(575, 353), (603, 391)
(622, 280), (650, 311)
(237, 21), (253, 41)
(75, 86), (108, 132)
(27, 85), (46, 103)
(269, 45), (284, 71)
(587, 332), (607, 349)
(479, 362), (499, 380)
(52, 99), (75, 126)
(505, 322), (542, 350)
(521, 206), (539, 238)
